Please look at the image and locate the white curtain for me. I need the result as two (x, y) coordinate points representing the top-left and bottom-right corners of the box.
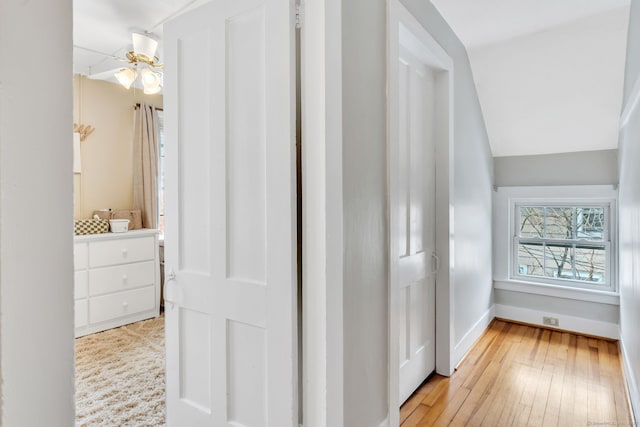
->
(133, 103), (158, 229)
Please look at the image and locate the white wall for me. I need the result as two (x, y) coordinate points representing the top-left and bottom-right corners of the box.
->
(0, 0), (75, 425)
(469, 6), (630, 157)
(494, 150), (618, 187)
(623, 0), (640, 107)
(619, 0), (640, 420)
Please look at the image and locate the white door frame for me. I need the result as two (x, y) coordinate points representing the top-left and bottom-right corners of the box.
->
(299, 0), (345, 426)
(387, 1), (455, 425)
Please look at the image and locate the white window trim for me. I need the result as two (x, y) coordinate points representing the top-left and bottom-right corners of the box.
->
(493, 185), (619, 305)
(510, 200), (615, 292)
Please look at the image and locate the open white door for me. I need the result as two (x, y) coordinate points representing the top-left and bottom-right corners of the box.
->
(163, 0), (298, 425)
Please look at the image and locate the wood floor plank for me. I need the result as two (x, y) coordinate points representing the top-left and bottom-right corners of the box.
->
(574, 379), (589, 426)
(400, 320), (632, 427)
(526, 369), (552, 427)
(449, 359), (502, 426)
(541, 364), (564, 427)
(401, 392), (426, 424)
(401, 375), (447, 423)
(402, 404), (431, 427)
(427, 387), (471, 426)
(475, 364), (520, 426)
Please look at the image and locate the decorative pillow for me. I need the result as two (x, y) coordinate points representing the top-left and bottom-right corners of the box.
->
(74, 219), (109, 235)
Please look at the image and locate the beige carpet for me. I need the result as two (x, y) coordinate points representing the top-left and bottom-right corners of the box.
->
(75, 316), (165, 427)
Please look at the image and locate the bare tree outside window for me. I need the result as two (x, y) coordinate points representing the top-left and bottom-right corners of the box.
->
(516, 206), (607, 285)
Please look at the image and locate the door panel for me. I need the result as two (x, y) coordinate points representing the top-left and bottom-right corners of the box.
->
(397, 46), (437, 404)
(164, 0), (297, 425)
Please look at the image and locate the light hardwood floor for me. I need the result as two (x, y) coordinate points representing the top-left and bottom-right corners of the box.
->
(400, 319), (632, 427)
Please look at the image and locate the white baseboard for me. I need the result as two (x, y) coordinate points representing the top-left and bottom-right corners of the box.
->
(453, 306), (495, 367)
(377, 416), (389, 427)
(620, 333), (639, 425)
(494, 304), (619, 339)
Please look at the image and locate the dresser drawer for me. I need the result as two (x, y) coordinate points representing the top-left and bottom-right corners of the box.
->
(75, 299), (88, 327)
(89, 236), (155, 268)
(75, 270), (88, 299)
(74, 243), (88, 270)
(89, 261), (156, 296)
(89, 286), (156, 324)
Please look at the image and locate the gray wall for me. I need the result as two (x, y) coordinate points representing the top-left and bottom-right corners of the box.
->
(619, 0), (640, 419)
(495, 290), (619, 324)
(494, 149), (618, 187)
(492, 184), (619, 331)
(493, 150), (619, 330)
(0, 0), (75, 424)
(341, 0), (389, 425)
(340, 1), (494, 425)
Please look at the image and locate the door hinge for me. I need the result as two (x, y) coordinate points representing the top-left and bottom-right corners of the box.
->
(295, 3), (302, 29)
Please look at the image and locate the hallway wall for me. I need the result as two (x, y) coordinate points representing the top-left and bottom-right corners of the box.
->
(0, 0), (75, 425)
(340, 1), (493, 425)
(619, 0), (640, 420)
(494, 149), (618, 187)
(399, 0), (494, 367)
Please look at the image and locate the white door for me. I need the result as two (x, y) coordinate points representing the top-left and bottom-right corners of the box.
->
(393, 45), (438, 404)
(163, 0), (298, 425)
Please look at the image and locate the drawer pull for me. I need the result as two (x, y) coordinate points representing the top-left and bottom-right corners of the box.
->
(121, 248), (128, 258)
(122, 301), (129, 310)
(121, 274), (128, 284)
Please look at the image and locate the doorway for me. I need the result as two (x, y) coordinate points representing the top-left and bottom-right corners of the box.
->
(387, 1), (455, 425)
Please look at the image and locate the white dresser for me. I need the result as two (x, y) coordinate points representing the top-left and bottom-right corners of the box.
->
(74, 229), (160, 337)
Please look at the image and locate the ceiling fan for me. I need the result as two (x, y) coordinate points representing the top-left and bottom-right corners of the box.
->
(86, 33), (163, 95)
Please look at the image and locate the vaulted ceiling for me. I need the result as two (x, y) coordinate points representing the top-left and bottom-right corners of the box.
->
(431, 0), (631, 157)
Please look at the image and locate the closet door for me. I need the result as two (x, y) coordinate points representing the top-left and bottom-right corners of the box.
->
(163, 0), (298, 425)
(396, 46), (437, 403)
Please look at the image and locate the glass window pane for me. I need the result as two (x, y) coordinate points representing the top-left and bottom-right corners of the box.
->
(519, 207), (544, 238)
(574, 246), (606, 283)
(515, 203), (610, 288)
(544, 243), (573, 280)
(517, 242), (544, 277)
(545, 207), (574, 239)
(576, 207), (604, 241)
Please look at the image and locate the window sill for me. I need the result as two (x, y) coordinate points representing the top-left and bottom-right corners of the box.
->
(494, 279), (619, 306)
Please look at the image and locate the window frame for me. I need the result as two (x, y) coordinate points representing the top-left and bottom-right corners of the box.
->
(509, 198), (617, 293)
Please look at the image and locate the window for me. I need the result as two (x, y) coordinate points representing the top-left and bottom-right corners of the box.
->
(513, 203), (613, 290)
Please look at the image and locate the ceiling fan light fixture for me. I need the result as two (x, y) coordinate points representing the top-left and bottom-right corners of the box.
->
(141, 68), (162, 94)
(132, 33), (159, 62)
(115, 68), (137, 90)
(141, 68), (161, 85)
(143, 85), (162, 95)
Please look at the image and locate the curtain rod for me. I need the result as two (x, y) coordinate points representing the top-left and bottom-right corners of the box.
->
(134, 103), (163, 111)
